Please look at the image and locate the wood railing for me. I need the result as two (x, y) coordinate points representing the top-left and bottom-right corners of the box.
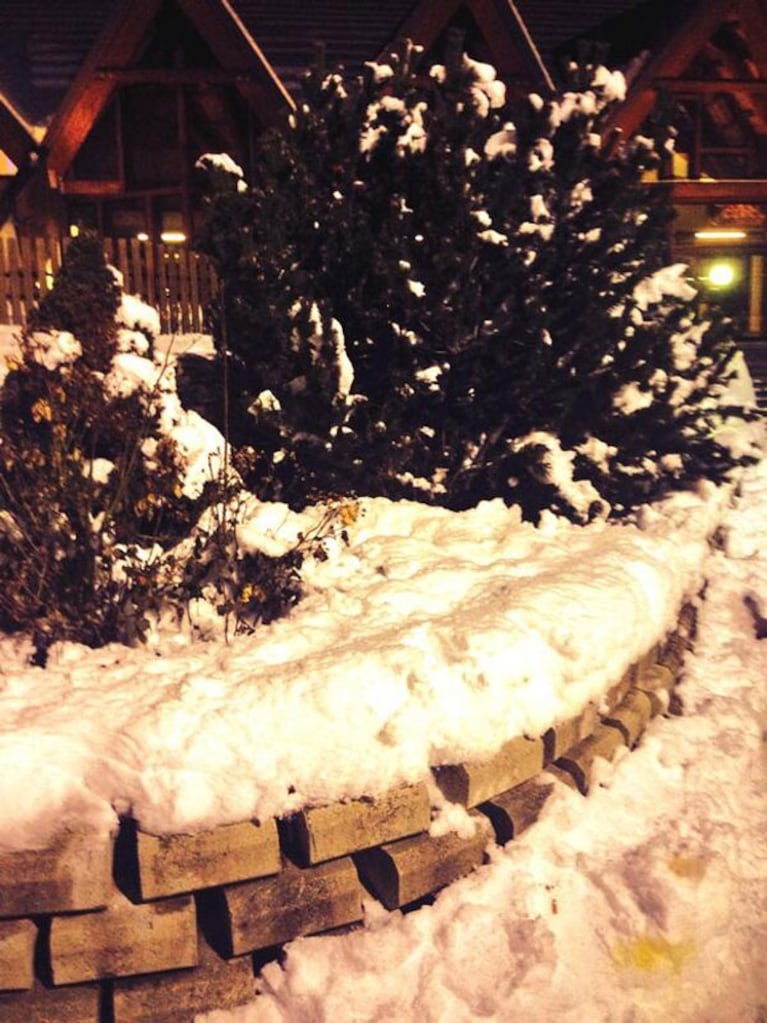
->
(0, 235), (218, 335)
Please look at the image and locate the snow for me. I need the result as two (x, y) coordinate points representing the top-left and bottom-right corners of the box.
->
(364, 62), (394, 83)
(202, 455), (767, 1023)
(196, 152), (249, 192)
(484, 126), (516, 160)
(360, 98), (427, 156)
(633, 264), (697, 311)
(510, 431), (608, 520)
(0, 466), (730, 850)
(118, 291), (161, 338)
(331, 318), (355, 400)
(23, 329), (82, 371)
(430, 56), (505, 116)
(528, 138), (554, 172)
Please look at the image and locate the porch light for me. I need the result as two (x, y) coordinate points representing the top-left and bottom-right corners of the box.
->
(707, 261), (736, 287)
(136, 231), (149, 242)
(694, 229), (747, 241)
(160, 230), (186, 244)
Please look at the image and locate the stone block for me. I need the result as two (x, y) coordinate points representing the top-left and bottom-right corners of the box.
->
(0, 918), (36, 991)
(433, 736), (544, 808)
(635, 662), (676, 695)
(284, 784), (430, 866)
(600, 667), (636, 715)
(200, 856), (363, 957)
(115, 818), (281, 901)
(0, 828), (113, 918)
(601, 689), (654, 747)
(554, 723), (627, 795)
(543, 704), (599, 763)
(543, 764), (581, 791)
(49, 891), (198, 985)
(634, 683), (668, 717)
(0, 977), (101, 1023)
(478, 776), (558, 845)
(658, 631), (688, 677)
(354, 813), (492, 909)
(113, 932), (254, 1023)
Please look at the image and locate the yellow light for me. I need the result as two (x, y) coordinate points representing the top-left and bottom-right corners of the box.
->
(160, 230), (186, 244)
(694, 229), (747, 241)
(69, 224), (80, 238)
(136, 231), (149, 242)
(708, 262), (736, 287)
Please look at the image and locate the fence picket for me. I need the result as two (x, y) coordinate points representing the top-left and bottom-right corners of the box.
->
(0, 235), (217, 333)
(5, 238), (24, 326)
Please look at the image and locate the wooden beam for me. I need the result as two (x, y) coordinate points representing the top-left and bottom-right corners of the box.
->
(95, 67), (262, 85)
(44, 0), (294, 180)
(656, 78), (767, 94)
(0, 97), (38, 168)
(653, 178), (767, 203)
(60, 179), (123, 196)
(382, 0), (464, 60)
(603, 0), (738, 140)
(471, 0), (553, 91)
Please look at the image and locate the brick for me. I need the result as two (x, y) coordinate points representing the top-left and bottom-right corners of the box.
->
(543, 703), (599, 762)
(0, 918), (36, 991)
(602, 689), (654, 747)
(113, 932), (254, 1023)
(49, 891), (197, 985)
(284, 784), (430, 866)
(354, 813), (493, 909)
(0, 977), (101, 1023)
(554, 723), (627, 794)
(200, 856), (363, 957)
(433, 736), (544, 808)
(478, 776), (557, 845)
(0, 828), (113, 918)
(115, 818), (281, 901)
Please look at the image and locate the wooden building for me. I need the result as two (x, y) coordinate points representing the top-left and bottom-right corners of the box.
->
(0, 0), (765, 343)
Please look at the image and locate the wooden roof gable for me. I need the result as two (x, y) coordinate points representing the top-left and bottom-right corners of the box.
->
(603, 0), (767, 138)
(43, 0), (294, 181)
(601, 0), (767, 202)
(383, 0), (553, 93)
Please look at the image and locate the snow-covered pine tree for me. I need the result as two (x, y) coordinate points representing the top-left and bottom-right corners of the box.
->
(197, 45), (755, 520)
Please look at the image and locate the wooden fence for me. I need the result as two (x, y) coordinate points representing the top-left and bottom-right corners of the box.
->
(0, 235), (219, 334)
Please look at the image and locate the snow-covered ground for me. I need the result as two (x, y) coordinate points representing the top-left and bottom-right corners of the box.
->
(199, 455), (767, 1023)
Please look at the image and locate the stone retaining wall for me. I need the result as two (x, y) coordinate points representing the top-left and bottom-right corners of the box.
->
(0, 605), (696, 1023)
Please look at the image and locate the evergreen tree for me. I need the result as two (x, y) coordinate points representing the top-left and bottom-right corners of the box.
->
(196, 45), (756, 520)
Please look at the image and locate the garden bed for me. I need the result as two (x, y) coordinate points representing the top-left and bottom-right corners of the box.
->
(0, 468), (723, 1020)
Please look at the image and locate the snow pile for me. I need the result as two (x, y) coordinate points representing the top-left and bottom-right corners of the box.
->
(0, 474), (729, 850)
(199, 457), (767, 1023)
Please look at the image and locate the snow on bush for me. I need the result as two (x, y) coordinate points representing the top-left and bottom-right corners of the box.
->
(0, 236), (317, 663)
(197, 47), (758, 521)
